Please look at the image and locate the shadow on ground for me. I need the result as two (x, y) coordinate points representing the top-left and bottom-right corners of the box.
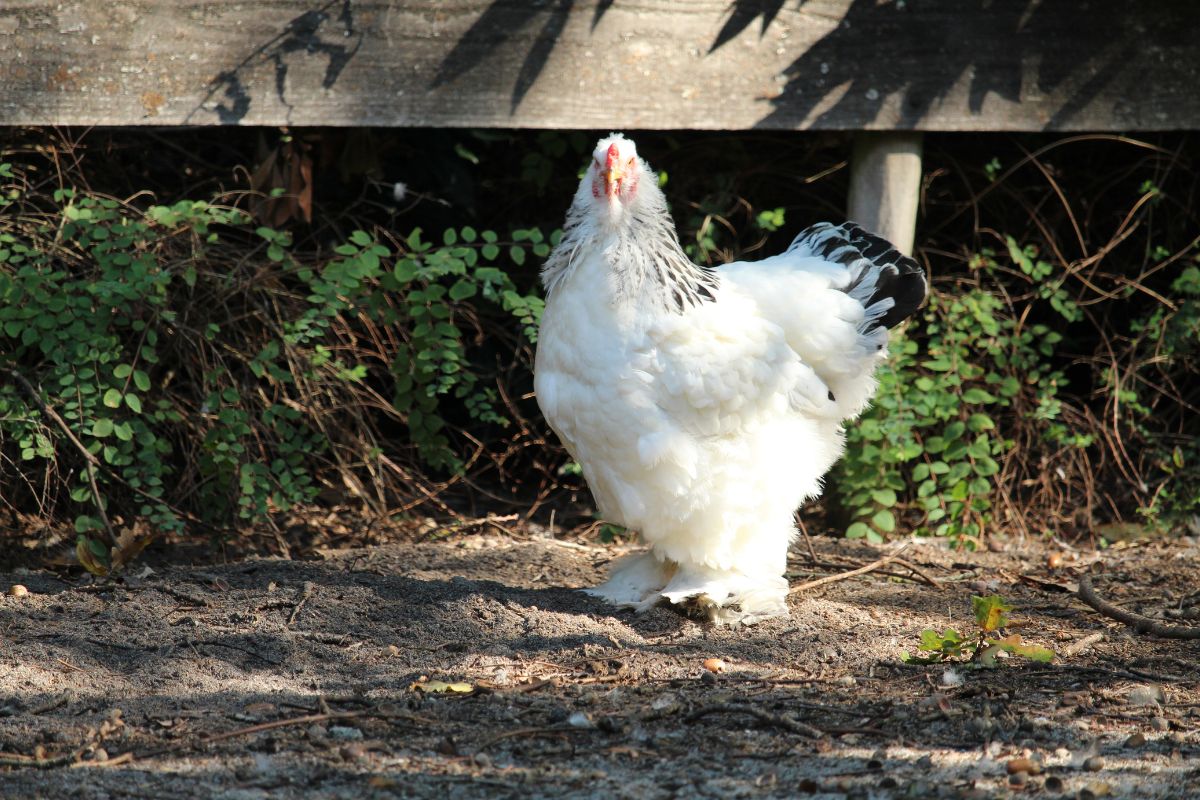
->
(1, 533), (1198, 799)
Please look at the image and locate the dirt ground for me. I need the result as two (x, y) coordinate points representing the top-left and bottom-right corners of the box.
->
(0, 525), (1198, 799)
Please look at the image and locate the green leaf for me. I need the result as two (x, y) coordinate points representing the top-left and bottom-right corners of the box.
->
(113, 363), (133, 379)
(103, 389), (122, 409)
(133, 370), (151, 392)
(870, 488), (897, 507)
(448, 279), (477, 301)
(871, 509), (896, 533)
(972, 594), (1013, 632)
(963, 387), (997, 405)
(92, 418), (114, 438)
(967, 413), (995, 431)
(394, 259), (418, 282)
(509, 245), (526, 266)
(349, 229), (373, 247)
(845, 522), (871, 539)
(125, 393), (143, 413)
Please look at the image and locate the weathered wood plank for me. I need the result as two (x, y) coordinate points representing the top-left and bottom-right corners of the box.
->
(0, 1), (1196, 130)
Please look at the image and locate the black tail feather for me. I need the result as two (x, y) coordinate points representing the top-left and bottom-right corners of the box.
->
(788, 221), (927, 330)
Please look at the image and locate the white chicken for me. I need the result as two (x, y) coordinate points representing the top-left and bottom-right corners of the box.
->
(535, 134), (926, 624)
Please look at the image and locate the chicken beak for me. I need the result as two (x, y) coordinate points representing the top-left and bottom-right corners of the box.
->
(600, 164), (624, 198)
(601, 143), (624, 198)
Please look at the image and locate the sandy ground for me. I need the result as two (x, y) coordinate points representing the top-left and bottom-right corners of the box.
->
(0, 529), (1197, 799)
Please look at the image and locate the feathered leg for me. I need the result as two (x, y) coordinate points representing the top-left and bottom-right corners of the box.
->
(585, 552), (673, 612)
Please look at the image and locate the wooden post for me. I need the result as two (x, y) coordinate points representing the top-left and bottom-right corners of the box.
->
(847, 132), (924, 256)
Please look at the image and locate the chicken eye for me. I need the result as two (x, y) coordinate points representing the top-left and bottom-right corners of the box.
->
(627, 157), (635, 168)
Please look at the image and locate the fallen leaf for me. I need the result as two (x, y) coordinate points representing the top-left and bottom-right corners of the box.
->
(994, 634), (1055, 663)
(76, 535), (111, 577)
(410, 680), (473, 694)
(110, 526), (155, 573)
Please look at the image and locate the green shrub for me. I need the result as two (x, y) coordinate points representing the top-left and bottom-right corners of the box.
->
(837, 276), (1072, 546)
(0, 159), (545, 560)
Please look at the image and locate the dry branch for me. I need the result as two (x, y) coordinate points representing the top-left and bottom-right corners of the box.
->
(1077, 575), (1200, 640)
(686, 703), (824, 739)
(788, 545), (911, 596)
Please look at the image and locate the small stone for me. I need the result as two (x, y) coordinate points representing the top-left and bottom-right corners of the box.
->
(328, 726), (363, 741)
(700, 670), (718, 684)
(6, 585), (28, 597)
(1009, 771), (1027, 787)
(567, 711), (594, 729)
(1007, 756), (1042, 775)
(834, 675), (857, 687)
(1082, 755), (1104, 771)
(1123, 732), (1145, 748)
(1045, 775), (1065, 793)
(1078, 782), (1112, 799)
(1149, 717), (1169, 732)
(306, 724), (329, 741)
(596, 715), (622, 734)
(473, 752), (492, 767)
(703, 658), (726, 674)
(340, 743), (368, 761)
(1126, 685), (1164, 706)
(650, 694), (679, 713)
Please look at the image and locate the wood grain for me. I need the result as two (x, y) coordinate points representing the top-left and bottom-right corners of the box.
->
(0, 1), (1196, 130)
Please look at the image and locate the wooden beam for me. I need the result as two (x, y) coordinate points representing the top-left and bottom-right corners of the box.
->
(848, 132), (923, 256)
(1, 1), (1197, 130)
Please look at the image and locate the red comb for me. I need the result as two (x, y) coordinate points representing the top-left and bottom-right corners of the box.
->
(605, 143), (620, 168)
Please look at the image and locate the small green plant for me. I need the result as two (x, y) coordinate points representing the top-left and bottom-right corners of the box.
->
(903, 595), (1054, 666)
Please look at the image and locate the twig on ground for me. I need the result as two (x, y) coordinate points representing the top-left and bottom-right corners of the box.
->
(686, 703), (824, 738)
(132, 705), (430, 760)
(892, 557), (942, 588)
(153, 585), (212, 608)
(288, 581), (315, 625)
(71, 752), (135, 769)
(788, 545), (911, 596)
(795, 515), (818, 563)
(189, 639), (283, 666)
(477, 725), (593, 751)
(1077, 575), (1200, 640)
(0, 750), (81, 769)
